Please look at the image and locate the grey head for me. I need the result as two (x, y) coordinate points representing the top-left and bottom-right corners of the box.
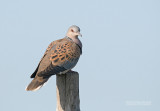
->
(66, 25), (82, 48)
(66, 25), (82, 38)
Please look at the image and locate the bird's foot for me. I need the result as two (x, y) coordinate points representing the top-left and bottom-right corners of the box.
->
(68, 70), (78, 73)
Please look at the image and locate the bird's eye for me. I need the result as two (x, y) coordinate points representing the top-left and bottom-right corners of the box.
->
(71, 29), (74, 32)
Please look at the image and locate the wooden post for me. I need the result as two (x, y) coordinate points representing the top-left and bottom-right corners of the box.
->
(56, 71), (80, 111)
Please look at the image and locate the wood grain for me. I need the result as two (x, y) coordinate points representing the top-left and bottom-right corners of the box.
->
(56, 71), (80, 111)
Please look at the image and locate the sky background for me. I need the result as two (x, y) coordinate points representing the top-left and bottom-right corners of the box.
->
(0, 0), (160, 111)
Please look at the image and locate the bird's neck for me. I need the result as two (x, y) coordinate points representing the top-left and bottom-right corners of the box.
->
(66, 36), (82, 48)
(66, 32), (78, 39)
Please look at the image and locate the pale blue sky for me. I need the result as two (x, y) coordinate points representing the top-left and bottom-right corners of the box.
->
(0, 0), (160, 111)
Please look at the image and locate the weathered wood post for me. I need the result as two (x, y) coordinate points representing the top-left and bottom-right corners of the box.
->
(56, 71), (80, 111)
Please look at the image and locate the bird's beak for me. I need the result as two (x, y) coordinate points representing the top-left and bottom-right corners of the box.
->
(77, 32), (82, 37)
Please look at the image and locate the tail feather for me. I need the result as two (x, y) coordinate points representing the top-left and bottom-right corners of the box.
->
(26, 77), (48, 91)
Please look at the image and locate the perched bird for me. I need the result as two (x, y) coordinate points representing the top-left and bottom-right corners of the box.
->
(26, 25), (82, 91)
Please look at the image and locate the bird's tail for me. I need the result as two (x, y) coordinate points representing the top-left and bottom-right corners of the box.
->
(26, 77), (49, 91)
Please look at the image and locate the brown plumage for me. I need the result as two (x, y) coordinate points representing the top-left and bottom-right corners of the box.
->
(26, 25), (82, 91)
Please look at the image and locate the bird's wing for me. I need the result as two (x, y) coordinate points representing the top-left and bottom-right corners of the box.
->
(30, 40), (59, 78)
(50, 39), (81, 69)
(36, 38), (81, 78)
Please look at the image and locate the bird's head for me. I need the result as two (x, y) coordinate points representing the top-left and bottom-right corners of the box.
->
(66, 25), (82, 38)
